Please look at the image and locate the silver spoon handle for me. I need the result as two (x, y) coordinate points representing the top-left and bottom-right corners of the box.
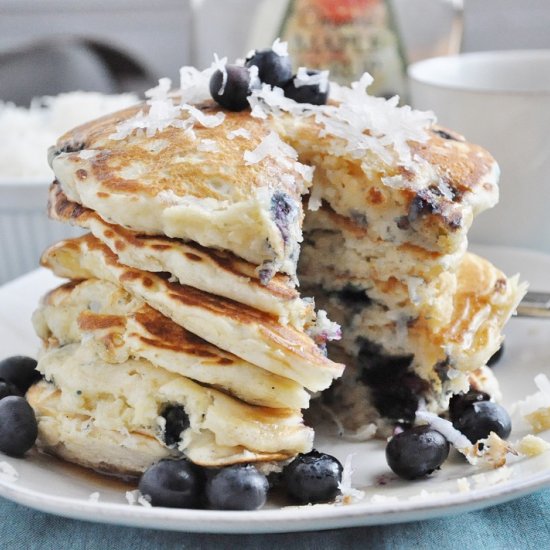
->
(517, 291), (550, 318)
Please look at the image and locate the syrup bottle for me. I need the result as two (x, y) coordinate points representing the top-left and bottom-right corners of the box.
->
(279, 0), (407, 98)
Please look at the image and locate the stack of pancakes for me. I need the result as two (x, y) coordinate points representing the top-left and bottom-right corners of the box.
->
(276, 118), (527, 436)
(29, 106), (345, 475)
(28, 72), (525, 474)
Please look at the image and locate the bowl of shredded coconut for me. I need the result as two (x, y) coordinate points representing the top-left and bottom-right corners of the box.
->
(0, 91), (139, 284)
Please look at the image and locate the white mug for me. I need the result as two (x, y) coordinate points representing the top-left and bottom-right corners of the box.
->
(408, 50), (550, 253)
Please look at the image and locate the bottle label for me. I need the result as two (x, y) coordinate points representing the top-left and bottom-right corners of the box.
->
(281, 0), (406, 97)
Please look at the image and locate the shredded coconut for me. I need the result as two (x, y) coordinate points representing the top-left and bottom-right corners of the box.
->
(125, 489), (152, 507)
(211, 54), (228, 95)
(179, 66), (213, 104)
(110, 79), (180, 139)
(88, 492), (100, 502)
(244, 130), (297, 165)
(337, 454), (365, 504)
(517, 434), (550, 456)
(511, 373), (550, 432)
(111, 77), (225, 141)
(0, 461), (18, 483)
(307, 310), (342, 345)
(138, 494), (152, 507)
(415, 411), (471, 451)
(467, 432), (516, 468)
(227, 128), (252, 140)
(180, 104), (225, 129)
(197, 139), (219, 152)
(125, 490), (138, 505)
(271, 38), (289, 57)
(417, 412), (515, 468)
(247, 70), (434, 172)
(294, 67), (329, 93)
(307, 184), (323, 211)
(295, 162), (315, 183)
(248, 65), (261, 91)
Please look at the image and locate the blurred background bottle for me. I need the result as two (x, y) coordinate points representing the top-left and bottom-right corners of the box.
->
(279, 0), (407, 98)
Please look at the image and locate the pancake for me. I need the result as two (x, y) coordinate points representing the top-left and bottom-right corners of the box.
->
(33, 278), (309, 409)
(320, 252), (526, 430)
(49, 89), (498, 282)
(276, 112), (499, 255)
(36, 64), (522, 462)
(301, 203), (467, 281)
(34, 279), (309, 409)
(49, 101), (312, 280)
(40, 235), (345, 392)
(29, 342), (313, 471)
(28, 382), (175, 475)
(48, 181), (313, 329)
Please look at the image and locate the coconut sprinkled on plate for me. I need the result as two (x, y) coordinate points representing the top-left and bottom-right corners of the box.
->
(337, 454), (365, 504)
(197, 139), (219, 152)
(0, 461), (18, 483)
(415, 411), (471, 451)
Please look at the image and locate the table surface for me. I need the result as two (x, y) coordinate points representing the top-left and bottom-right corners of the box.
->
(1, 489), (550, 549)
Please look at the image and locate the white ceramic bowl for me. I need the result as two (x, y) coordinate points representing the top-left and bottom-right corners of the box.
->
(0, 179), (81, 285)
(408, 50), (550, 253)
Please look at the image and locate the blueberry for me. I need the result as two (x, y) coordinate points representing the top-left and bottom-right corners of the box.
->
(386, 425), (449, 480)
(209, 65), (251, 111)
(433, 129), (458, 141)
(449, 390), (490, 422)
(335, 284), (372, 313)
(0, 380), (22, 400)
(245, 49), (292, 87)
(162, 405), (190, 447)
(487, 345), (504, 367)
(452, 401), (512, 443)
(284, 450), (343, 504)
(138, 458), (205, 508)
(270, 192), (297, 244)
(206, 464), (269, 510)
(284, 70), (330, 105)
(0, 356), (40, 393)
(0, 396), (38, 457)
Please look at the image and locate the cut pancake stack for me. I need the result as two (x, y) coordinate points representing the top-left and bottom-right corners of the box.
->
(280, 120), (527, 436)
(29, 68), (525, 475)
(30, 106), (345, 475)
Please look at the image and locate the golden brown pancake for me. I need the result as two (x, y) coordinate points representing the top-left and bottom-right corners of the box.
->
(49, 101), (310, 279)
(320, 252), (525, 436)
(41, 234), (345, 392)
(33, 278), (309, 409)
(48, 181), (313, 328)
(37, 71), (517, 453)
(28, 340), (312, 472)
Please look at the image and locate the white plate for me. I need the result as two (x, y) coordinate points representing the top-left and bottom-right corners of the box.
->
(0, 245), (549, 533)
